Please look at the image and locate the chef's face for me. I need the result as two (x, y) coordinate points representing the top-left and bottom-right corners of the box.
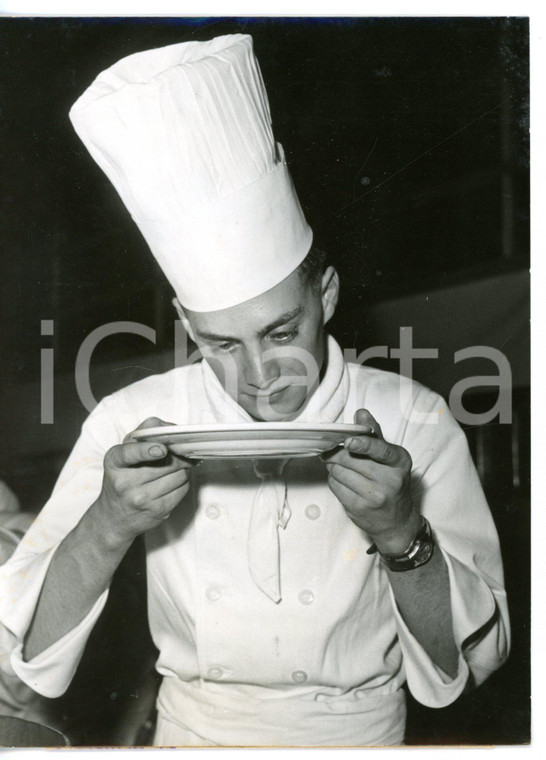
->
(176, 265), (339, 421)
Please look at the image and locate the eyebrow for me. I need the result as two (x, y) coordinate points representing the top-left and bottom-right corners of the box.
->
(196, 305), (304, 343)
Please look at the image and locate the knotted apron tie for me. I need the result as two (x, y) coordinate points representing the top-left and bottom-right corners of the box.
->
(248, 459), (291, 603)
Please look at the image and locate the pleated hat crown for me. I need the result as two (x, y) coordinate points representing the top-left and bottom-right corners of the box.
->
(69, 34), (313, 311)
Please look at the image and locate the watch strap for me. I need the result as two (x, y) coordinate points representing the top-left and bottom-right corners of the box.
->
(367, 516), (434, 572)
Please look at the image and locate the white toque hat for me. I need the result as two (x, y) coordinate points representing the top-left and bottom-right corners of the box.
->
(69, 34), (313, 312)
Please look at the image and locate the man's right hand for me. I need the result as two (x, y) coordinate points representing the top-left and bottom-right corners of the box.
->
(23, 417), (195, 662)
(96, 417), (196, 543)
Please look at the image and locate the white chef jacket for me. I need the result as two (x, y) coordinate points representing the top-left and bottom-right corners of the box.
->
(0, 336), (509, 746)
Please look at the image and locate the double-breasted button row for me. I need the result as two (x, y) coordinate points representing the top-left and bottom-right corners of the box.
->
(304, 504), (321, 520)
(206, 666), (308, 684)
(205, 586), (222, 601)
(205, 585), (314, 605)
(298, 589), (314, 605)
(205, 504), (222, 520)
(206, 503), (320, 520)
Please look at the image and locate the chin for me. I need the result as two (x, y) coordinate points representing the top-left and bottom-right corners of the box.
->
(242, 390), (308, 422)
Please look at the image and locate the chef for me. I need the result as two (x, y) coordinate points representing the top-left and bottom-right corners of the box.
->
(0, 34), (509, 746)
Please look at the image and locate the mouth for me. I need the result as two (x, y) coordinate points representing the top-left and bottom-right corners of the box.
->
(245, 386), (289, 400)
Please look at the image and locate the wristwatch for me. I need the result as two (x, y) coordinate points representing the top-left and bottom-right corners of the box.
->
(366, 516), (434, 572)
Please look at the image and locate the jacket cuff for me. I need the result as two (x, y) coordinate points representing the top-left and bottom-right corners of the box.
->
(388, 547), (508, 708)
(9, 590), (109, 698)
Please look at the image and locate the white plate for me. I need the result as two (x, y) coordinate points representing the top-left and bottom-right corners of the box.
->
(131, 423), (371, 459)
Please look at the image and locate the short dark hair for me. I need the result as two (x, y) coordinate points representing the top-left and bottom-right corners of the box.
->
(297, 246), (328, 290)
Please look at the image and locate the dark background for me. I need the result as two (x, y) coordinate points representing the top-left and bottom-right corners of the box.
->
(0, 17), (529, 746)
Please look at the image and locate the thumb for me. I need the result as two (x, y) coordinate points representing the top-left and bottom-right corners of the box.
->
(107, 441), (168, 469)
(354, 408), (383, 439)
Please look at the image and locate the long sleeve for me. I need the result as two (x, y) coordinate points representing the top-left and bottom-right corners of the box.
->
(0, 399), (126, 697)
(0, 365), (194, 700)
(382, 382), (510, 707)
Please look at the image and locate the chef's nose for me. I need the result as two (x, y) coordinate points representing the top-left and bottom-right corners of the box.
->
(244, 347), (280, 389)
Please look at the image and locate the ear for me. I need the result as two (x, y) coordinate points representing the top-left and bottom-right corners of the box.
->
(172, 297), (196, 342)
(320, 266), (340, 325)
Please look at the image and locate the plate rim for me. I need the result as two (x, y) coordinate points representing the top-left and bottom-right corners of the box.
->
(131, 422), (371, 440)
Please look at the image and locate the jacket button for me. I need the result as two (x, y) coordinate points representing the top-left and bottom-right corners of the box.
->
(205, 504), (221, 520)
(298, 589), (314, 605)
(305, 504), (321, 520)
(205, 586), (222, 601)
(207, 667), (223, 680)
(292, 670), (308, 683)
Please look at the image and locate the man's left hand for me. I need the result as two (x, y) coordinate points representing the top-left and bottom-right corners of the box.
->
(323, 408), (421, 555)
